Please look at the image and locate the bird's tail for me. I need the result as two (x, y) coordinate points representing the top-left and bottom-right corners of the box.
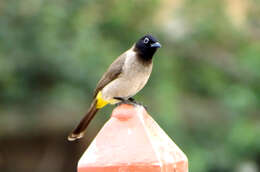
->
(68, 99), (99, 141)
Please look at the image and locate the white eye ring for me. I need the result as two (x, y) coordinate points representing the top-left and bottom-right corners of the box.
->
(143, 38), (149, 44)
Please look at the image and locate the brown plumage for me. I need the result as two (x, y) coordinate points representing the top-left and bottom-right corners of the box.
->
(93, 54), (126, 98)
(68, 55), (125, 141)
(68, 100), (98, 141)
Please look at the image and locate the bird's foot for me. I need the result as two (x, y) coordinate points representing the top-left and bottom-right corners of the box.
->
(128, 97), (137, 103)
(114, 97), (135, 106)
(114, 97), (148, 110)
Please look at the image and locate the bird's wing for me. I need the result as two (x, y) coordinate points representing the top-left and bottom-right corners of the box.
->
(93, 53), (127, 98)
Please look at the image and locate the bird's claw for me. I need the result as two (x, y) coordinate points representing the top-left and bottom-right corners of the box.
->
(114, 97), (135, 106)
(113, 97), (148, 110)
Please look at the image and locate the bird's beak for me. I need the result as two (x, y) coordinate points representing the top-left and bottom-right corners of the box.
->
(150, 42), (161, 48)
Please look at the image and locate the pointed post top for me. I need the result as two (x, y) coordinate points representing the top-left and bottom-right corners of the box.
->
(78, 104), (188, 172)
(111, 104), (138, 121)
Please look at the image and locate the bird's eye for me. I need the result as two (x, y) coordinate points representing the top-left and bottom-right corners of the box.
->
(143, 38), (149, 44)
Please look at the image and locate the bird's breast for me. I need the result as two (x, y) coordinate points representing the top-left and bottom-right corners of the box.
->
(101, 51), (152, 100)
(122, 53), (152, 88)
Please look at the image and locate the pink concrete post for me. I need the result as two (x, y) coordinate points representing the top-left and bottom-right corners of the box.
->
(78, 104), (188, 172)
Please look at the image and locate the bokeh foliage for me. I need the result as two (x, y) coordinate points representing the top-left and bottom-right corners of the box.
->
(0, 0), (260, 172)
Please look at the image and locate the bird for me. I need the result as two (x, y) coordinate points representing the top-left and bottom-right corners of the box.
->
(68, 34), (161, 141)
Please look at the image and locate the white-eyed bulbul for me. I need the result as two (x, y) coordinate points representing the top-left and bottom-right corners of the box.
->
(68, 34), (161, 141)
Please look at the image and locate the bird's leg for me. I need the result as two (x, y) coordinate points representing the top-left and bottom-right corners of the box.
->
(114, 97), (135, 106)
(128, 97), (137, 103)
(129, 97), (148, 110)
(114, 97), (148, 110)
(113, 97), (126, 102)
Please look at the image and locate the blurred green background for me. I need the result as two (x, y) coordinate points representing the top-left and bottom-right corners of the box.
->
(1, 0), (260, 171)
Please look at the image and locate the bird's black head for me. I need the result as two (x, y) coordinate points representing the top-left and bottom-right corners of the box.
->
(134, 34), (161, 61)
